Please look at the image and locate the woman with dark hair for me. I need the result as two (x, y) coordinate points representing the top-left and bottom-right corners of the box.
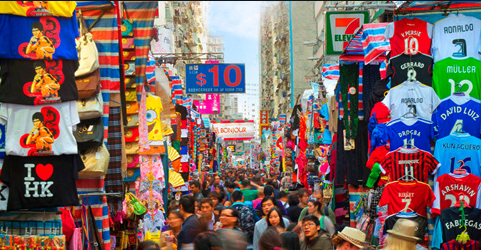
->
(307, 200), (335, 236)
(138, 241), (160, 250)
(194, 231), (224, 250)
(266, 207), (286, 230)
(202, 179), (211, 197)
(161, 208), (184, 244)
(253, 197), (290, 250)
(258, 227), (282, 250)
(280, 231), (300, 250)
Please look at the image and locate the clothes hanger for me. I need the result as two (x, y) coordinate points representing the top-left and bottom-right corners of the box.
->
(453, 160), (468, 175)
(398, 163), (418, 182)
(456, 201), (470, 244)
(401, 99), (418, 119)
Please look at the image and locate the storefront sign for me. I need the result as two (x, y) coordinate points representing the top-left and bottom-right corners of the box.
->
(325, 11), (369, 55)
(260, 124), (271, 138)
(186, 64), (246, 93)
(212, 122), (255, 140)
(193, 94), (220, 114)
(260, 110), (269, 125)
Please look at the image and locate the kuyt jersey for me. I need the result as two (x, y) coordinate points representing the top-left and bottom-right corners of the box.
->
(387, 53), (433, 87)
(432, 95), (481, 140)
(432, 14), (481, 62)
(382, 81), (440, 121)
(373, 118), (434, 152)
(434, 134), (481, 179)
(378, 181), (435, 217)
(433, 57), (481, 100)
(432, 173), (481, 215)
(384, 18), (433, 57)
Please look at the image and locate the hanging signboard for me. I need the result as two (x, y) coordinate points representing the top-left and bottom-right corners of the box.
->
(325, 11), (369, 55)
(186, 64), (246, 93)
(212, 122), (255, 141)
(260, 109), (269, 125)
(194, 94), (220, 114)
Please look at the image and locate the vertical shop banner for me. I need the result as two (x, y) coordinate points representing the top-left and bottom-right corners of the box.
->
(212, 122), (255, 140)
(325, 11), (369, 55)
(193, 94), (220, 114)
(186, 64), (246, 93)
(260, 110), (269, 125)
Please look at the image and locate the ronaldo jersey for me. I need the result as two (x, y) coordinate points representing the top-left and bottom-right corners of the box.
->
(432, 173), (481, 215)
(378, 180), (435, 217)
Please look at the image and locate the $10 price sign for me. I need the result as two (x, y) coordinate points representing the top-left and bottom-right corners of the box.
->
(186, 64), (246, 93)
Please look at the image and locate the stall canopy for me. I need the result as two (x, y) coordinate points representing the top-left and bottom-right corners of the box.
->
(339, 23), (390, 64)
(394, 1), (481, 12)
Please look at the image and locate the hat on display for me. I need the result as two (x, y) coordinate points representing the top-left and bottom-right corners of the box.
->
(387, 219), (421, 242)
(337, 227), (366, 249)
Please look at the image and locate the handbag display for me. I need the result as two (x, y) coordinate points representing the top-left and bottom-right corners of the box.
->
(122, 192), (145, 221)
(76, 68), (101, 99)
(77, 92), (103, 120)
(74, 117), (104, 151)
(123, 50), (136, 61)
(121, 37), (135, 50)
(69, 228), (83, 250)
(124, 167), (140, 182)
(125, 89), (136, 102)
(125, 141), (139, 155)
(126, 101), (138, 114)
(124, 127), (139, 142)
(124, 62), (135, 76)
(126, 114), (139, 127)
(75, 10), (99, 77)
(125, 76), (136, 88)
(79, 144), (110, 179)
(126, 154), (139, 168)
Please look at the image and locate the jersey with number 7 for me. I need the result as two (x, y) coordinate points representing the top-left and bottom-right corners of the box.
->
(378, 181), (435, 217)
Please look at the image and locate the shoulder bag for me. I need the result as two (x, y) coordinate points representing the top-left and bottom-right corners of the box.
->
(79, 144), (110, 179)
(75, 10), (99, 77)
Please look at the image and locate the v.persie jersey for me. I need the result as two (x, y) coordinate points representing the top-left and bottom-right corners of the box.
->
(373, 118), (434, 152)
(434, 134), (481, 179)
(432, 173), (481, 215)
(387, 53), (433, 87)
(378, 181), (435, 217)
(432, 95), (481, 140)
(384, 18), (433, 57)
(432, 57), (481, 100)
(432, 14), (481, 62)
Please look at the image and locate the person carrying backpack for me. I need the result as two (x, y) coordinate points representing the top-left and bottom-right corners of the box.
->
(231, 190), (260, 243)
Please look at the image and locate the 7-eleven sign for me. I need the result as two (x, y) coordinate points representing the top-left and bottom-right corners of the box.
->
(325, 11), (369, 55)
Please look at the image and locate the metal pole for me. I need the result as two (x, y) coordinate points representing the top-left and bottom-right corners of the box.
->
(162, 140), (169, 211)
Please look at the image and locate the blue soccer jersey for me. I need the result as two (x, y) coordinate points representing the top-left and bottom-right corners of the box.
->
(432, 95), (481, 140)
(373, 118), (434, 152)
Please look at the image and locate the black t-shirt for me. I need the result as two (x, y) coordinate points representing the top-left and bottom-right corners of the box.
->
(438, 207), (481, 243)
(0, 154), (84, 210)
(287, 204), (303, 222)
(387, 53), (433, 87)
(383, 213), (427, 240)
(0, 59), (79, 105)
(365, 78), (390, 119)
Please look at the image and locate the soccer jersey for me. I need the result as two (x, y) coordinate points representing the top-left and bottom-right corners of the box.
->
(383, 212), (428, 240)
(432, 173), (481, 215)
(379, 147), (439, 183)
(378, 181), (435, 216)
(440, 240), (480, 250)
(384, 18), (433, 57)
(432, 207), (481, 250)
(387, 53), (433, 87)
(434, 134), (481, 179)
(373, 118), (434, 152)
(432, 14), (481, 62)
(382, 81), (440, 121)
(432, 57), (481, 100)
(432, 95), (481, 140)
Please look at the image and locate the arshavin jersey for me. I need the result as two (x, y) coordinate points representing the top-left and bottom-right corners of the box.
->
(432, 95), (481, 140)
(432, 57), (481, 100)
(432, 173), (481, 215)
(372, 118), (434, 152)
(387, 53), (433, 87)
(432, 207), (481, 250)
(432, 14), (481, 62)
(384, 18), (433, 57)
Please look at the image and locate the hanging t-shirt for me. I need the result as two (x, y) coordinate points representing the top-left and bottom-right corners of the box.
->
(0, 122), (4, 159)
(383, 212), (427, 240)
(432, 173), (481, 215)
(432, 14), (481, 62)
(387, 53), (433, 87)
(378, 180), (435, 217)
(0, 14), (79, 60)
(0, 1), (76, 17)
(0, 159), (8, 211)
(320, 103), (332, 144)
(432, 95), (481, 140)
(0, 59), (79, 105)
(372, 118), (434, 152)
(0, 154), (83, 210)
(434, 133), (481, 179)
(382, 81), (440, 121)
(384, 18), (433, 57)
(432, 57), (481, 100)
(0, 102), (79, 156)
(440, 240), (480, 250)
(432, 207), (481, 250)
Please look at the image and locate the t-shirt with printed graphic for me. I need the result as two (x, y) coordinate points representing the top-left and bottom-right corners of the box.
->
(382, 81), (440, 121)
(378, 180), (435, 217)
(0, 159), (8, 211)
(387, 53), (433, 87)
(432, 95), (481, 140)
(383, 212), (428, 240)
(0, 59), (79, 105)
(0, 14), (79, 60)
(0, 154), (83, 210)
(433, 57), (481, 100)
(432, 207), (481, 250)
(432, 14), (481, 63)
(372, 118), (434, 152)
(379, 147), (440, 183)
(0, 1), (77, 17)
(432, 173), (481, 215)
(434, 133), (481, 180)
(384, 18), (433, 57)
(0, 102), (79, 156)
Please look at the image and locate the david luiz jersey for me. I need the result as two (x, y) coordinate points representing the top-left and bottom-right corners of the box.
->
(384, 18), (433, 57)
(432, 95), (481, 140)
(378, 180), (435, 217)
(432, 173), (481, 215)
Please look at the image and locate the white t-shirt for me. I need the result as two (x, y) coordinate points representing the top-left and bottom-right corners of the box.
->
(382, 81), (440, 121)
(432, 14), (481, 62)
(0, 102), (79, 156)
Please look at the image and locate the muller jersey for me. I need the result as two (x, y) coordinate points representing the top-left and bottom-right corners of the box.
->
(432, 95), (481, 140)
(372, 118), (434, 152)
(432, 207), (481, 250)
(432, 173), (481, 215)
(384, 18), (433, 57)
(434, 133), (481, 179)
(387, 53), (433, 87)
(433, 57), (481, 100)
(379, 147), (439, 183)
(378, 180), (435, 217)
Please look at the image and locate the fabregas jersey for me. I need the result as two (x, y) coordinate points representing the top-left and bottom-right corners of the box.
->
(384, 18), (433, 57)
(382, 81), (440, 121)
(434, 133), (481, 179)
(432, 207), (481, 250)
(432, 57), (481, 100)
(378, 181), (435, 217)
(432, 14), (481, 63)
(432, 173), (481, 215)
(432, 95), (481, 140)
(372, 118), (434, 152)
(387, 53), (433, 87)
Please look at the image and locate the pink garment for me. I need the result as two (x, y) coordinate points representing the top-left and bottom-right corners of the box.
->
(138, 86), (150, 153)
(252, 198), (262, 208)
(140, 155), (164, 180)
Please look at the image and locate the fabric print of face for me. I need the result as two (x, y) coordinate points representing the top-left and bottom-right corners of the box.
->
(16, 1), (52, 16)
(19, 16), (60, 59)
(23, 60), (64, 104)
(146, 94), (164, 142)
(20, 106), (60, 156)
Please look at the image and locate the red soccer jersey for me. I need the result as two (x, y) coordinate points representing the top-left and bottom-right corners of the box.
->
(378, 181), (435, 216)
(385, 18), (433, 57)
(380, 148), (440, 183)
(432, 173), (481, 215)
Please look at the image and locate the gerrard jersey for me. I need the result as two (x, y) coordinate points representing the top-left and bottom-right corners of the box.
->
(434, 134), (481, 179)
(432, 173), (481, 215)
(432, 95), (481, 140)
(384, 18), (433, 57)
(382, 81), (440, 121)
(379, 147), (439, 183)
(378, 180), (435, 217)
(432, 57), (481, 100)
(387, 53), (433, 87)
(432, 207), (481, 250)
(373, 118), (434, 152)
(432, 14), (481, 63)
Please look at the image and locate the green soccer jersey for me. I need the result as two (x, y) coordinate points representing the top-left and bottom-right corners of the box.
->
(432, 57), (481, 100)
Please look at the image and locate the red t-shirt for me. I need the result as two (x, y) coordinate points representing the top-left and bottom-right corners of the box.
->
(380, 148), (440, 183)
(432, 173), (481, 215)
(385, 18), (433, 57)
(379, 181), (435, 216)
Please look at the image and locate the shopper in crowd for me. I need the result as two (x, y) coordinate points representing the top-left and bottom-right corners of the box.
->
(138, 241), (161, 250)
(383, 219), (419, 250)
(280, 231), (300, 250)
(211, 175), (223, 191)
(255, 185), (287, 216)
(288, 189), (309, 222)
(332, 227), (366, 250)
(202, 179), (211, 198)
(258, 227), (283, 250)
(252, 186), (265, 208)
(266, 207), (286, 232)
(177, 196), (201, 249)
(231, 190), (258, 243)
(278, 191), (289, 209)
(219, 207), (242, 231)
(286, 193), (301, 222)
(241, 179), (258, 202)
(162, 208), (184, 244)
(298, 190), (335, 224)
(225, 182), (239, 203)
(198, 198), (219, 231)
(190, 180), (204, 202)
(253, 197), (290, 250)
(208, 191), (225, 211)
(193, 231), (224, 250)
(305, 200), (335, 235)
(300, 215), (333, 250)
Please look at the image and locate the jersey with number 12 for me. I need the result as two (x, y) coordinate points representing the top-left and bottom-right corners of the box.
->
(432, 57), (481, 100)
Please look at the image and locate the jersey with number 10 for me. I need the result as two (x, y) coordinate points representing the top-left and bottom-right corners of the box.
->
(384, 18), (433, 57)
(432, 57), (481, 100)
